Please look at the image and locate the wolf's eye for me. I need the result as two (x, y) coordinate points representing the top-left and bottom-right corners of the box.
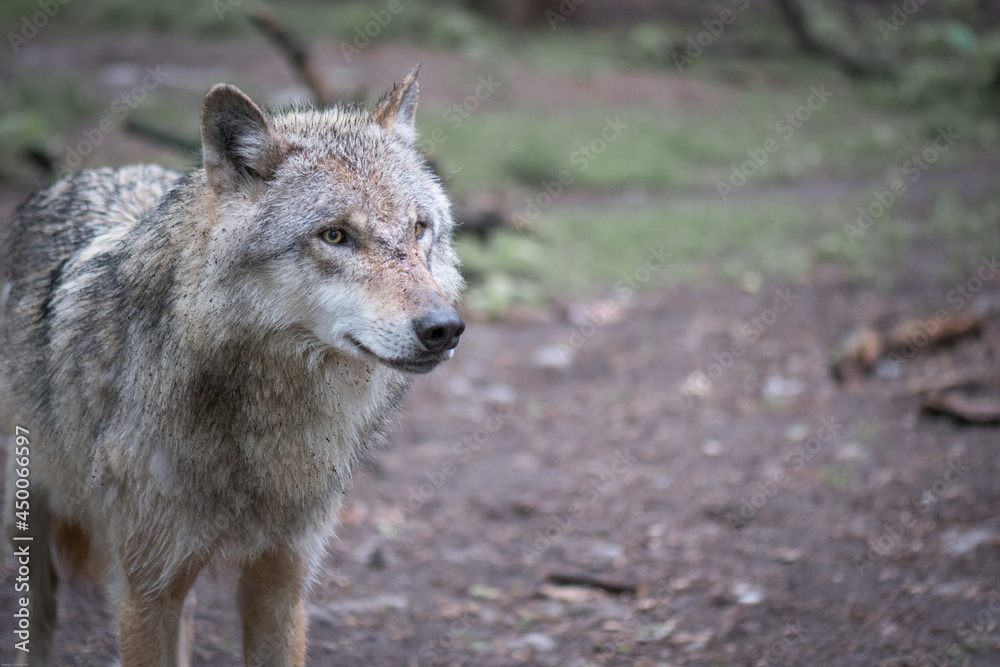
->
(414, 221), (426, 240)
(321, 228), (347, 245)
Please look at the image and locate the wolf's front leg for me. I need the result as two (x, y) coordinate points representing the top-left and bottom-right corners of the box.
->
(118, 563), (200, 667)
(238, 547), (309, 667)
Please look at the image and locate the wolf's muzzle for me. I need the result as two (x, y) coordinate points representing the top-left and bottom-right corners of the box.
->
(414, 306), (465, 353)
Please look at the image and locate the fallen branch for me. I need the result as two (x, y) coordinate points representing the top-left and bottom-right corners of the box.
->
(454, 208), (508, 240)
(830, 326), (882, 386)
(249, 8), (334, 107)
(831, 312), (986, 385)
(921, 389), (1000, 424)
(125, 119), (200, 155)
(545, 572), (638, 596)
(886, 312), (983, 353)
(902, 367), (1000, 396)
(21, 147), (57, 177)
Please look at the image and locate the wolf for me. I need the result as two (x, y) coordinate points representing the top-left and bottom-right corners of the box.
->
(0, 67), (464, 666)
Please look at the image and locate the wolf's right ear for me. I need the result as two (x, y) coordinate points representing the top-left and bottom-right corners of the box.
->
(372, 66), (420, 144)
(201, 84), (286, 194)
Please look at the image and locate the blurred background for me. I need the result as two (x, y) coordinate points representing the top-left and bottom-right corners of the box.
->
(2, 0), (999, 305)
(2, 1), (1000, 665)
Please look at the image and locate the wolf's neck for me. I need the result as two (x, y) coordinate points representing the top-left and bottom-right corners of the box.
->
(175, 330), (408, 479)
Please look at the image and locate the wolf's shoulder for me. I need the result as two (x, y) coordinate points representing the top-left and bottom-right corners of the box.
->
(12, 164), (183, 239)
(4, 164), (184, 283)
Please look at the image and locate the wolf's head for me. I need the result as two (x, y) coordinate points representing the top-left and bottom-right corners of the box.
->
(196, 68), (464, 374)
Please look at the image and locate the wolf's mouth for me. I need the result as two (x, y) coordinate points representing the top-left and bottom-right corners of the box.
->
(345, 336), (450, 375)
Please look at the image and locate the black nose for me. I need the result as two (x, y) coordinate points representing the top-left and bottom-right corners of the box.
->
(414, 307), (465, 353)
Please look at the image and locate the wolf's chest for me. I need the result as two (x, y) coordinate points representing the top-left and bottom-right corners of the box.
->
(181, 355), (405, 509)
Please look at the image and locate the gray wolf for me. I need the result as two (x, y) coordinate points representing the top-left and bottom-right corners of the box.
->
(0, 67), (464, 666)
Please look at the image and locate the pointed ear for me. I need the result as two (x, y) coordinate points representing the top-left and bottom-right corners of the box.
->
(200, 84), (286, 194)
(372, 65), (420, 144)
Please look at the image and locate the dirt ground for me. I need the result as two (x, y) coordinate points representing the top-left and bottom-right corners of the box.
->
(3, 278), (999, 667)
(1, 34), (1000, 667)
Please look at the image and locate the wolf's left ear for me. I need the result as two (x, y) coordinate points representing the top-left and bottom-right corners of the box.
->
(201, 84), (286, 194)
(372, 66), (420, 144)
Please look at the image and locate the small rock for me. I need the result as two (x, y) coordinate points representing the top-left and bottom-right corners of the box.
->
(933, 581), (963, 597)
(468, 584), (501, 599)
(636, 619), (676, 642)
(875, 357), (901, 379)
(588, 542), (624, 563)
(510, 632), (556, 653)
(671, 629), (712, 650)
(367, 547), (387, 570)
(835, 442), (868, 461)
(701, 439), (723, 457)
(646, 523), (667, 538)
(741, 270), (763, 293)
(483, 381), (517, 404)
(447, 375), (474, 395)
(784, 423), (810, 442)
(941, 527), (997, 555)
(681, 370), (711, 398)
(567, 302), (592, 327)
(374, 519), (397, 538)
(539, 584), (600, 602)
(353, 536), (384, 564)
(763, 375), (804, 400)
(533, 344), (573, 369)
(771, 547), (802, 563)
(511, 453), (540, 473)
(879, 621), (900, 637)
(100, 62), (144, 87)
(731, 582), (764, 605)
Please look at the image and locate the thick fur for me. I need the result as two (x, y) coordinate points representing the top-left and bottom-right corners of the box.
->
(1, 68), (463, 666)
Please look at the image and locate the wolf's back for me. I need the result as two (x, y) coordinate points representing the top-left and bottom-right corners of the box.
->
(1, 165), (181, 423)
(3, 165), (181, 287)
